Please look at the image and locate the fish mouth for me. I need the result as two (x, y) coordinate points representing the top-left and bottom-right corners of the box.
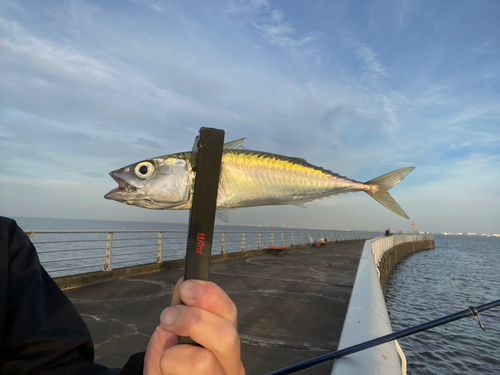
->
(104, 173), (137, 200)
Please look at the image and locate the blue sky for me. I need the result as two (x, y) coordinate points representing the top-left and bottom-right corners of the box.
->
(1, 0), (499, 234)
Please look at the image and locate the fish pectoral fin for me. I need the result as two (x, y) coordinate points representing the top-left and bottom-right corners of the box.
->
(223, 138), (247, 150)
(216, 209), (230, 224)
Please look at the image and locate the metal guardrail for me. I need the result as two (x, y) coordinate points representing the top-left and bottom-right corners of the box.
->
(371, 234), (434, 269)
(24, 229), (382, 277)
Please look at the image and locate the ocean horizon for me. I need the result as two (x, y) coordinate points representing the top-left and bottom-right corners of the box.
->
(8, 215), (386, 234)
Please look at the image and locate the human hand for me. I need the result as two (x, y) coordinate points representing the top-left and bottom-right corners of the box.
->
(143, 278), (245, 375)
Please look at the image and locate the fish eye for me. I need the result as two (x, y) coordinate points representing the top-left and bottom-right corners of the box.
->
(134, 162), (155, 179)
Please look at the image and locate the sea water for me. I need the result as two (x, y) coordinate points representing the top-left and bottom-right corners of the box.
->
(386, 235), (500, 374)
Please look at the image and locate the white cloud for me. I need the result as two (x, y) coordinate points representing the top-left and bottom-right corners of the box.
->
(397, 0), (411, 31)
(468, 40), (498, 55)
(356, 43), (387, 78)
(253, 9), (316, 49)
(129, 0), (166, 12)
(226, 0), (270, 13)
(0, 18), (117, 88)
(0, 15), (250, 139)
(0, 5), (408, 184)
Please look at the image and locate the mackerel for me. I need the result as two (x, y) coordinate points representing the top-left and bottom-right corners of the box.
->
(104, 139), (414, 218)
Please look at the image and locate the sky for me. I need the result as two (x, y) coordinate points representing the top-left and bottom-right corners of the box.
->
(1, 0), (499, 234)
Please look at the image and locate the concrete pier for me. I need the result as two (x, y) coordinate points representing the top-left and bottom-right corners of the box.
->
(63, 241), (365, 375)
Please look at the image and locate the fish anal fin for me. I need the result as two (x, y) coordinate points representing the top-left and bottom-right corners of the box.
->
(293, 201), (311, 208)
(216, 210), (230, 224)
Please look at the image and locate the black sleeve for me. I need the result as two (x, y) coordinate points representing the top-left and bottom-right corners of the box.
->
(0, 217), (145, 375)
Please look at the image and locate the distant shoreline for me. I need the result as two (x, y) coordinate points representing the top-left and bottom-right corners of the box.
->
(9, 216), (383, 233)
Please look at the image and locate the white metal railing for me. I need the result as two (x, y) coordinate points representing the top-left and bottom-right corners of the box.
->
(371, 234), (434, 269)
(24, 229), (382, 278)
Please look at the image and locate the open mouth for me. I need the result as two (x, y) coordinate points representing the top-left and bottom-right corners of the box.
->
(104, 173), (137, 199)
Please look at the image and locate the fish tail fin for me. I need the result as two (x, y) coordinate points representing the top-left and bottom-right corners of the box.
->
(365, 167), (415, 219)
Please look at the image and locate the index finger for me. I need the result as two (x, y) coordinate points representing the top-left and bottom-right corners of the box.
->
(179, 279), (237, 328)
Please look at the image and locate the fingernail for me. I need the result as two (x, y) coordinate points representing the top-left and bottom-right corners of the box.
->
(180, 280), (202, 302)
(161, 307), (179, 327)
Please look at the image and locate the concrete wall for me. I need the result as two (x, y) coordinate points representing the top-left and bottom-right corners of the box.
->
(378, 239), (435, 294)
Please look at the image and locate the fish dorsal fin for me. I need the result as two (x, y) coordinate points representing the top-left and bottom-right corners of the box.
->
(193, 136), (244, 169)
(223, 138), (247, 150)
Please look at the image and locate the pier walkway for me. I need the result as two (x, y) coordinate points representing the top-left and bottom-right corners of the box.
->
(64, 240), (365, 375)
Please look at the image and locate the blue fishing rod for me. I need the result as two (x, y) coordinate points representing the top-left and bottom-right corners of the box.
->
(267, 298), (500, 375)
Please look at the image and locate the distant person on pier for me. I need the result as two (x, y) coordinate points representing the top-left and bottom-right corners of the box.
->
(385, 227), (392, 236)
(0, 216), (245, 375)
